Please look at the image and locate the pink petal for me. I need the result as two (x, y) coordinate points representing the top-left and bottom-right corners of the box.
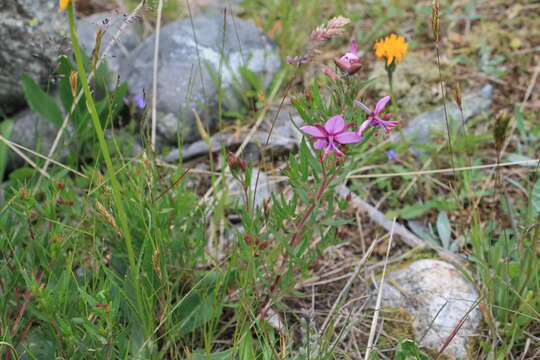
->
(322, 143), (333, 160)
(314, 139), (328, 149)
(300, 125), (327, 137)
(324, 115), (345, 134)
(374, 96), (391, 115)
(335, 131), (362, 144)
(350, 40), (358, 54)
(357, 119), (372, 136)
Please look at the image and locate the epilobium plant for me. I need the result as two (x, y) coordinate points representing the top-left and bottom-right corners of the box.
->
(227, 16), (402, 331)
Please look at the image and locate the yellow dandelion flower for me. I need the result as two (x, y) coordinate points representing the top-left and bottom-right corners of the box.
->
(374, 34), (408, 65)
(59, 0), (74, 12)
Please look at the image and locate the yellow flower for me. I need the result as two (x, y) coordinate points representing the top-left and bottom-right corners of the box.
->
(374, 34), (408, 65)
(59, 0), (74, 11)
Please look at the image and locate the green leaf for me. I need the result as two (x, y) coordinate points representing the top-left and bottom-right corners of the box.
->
(187, 349), (235, 360)
(394, 339), (431, 360)
(57, 57), (76, 113)
(398, 202), (432, 219)
(239, 66), (262, 92)
(514, 104), (527, 143)
(436, 211), (452, 249)
(408, 221), (439, 244)
(427, 199), (458, 211)
(9, 167), (34, 183)
(20, 74), (63, 127)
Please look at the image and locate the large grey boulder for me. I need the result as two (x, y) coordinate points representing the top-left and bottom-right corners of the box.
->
(120, 15), (281, 146)
(0, 0), (67, 114)
(370, 259), (481, 359)
(77, 11), (142, 75)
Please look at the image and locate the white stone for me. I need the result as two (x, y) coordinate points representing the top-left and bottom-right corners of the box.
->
(372, 259), (481, 359)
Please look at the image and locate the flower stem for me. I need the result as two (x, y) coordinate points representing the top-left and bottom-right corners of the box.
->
(67, 3), (146, 326)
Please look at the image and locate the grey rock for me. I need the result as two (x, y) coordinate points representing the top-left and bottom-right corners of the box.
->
(164, 106), (301, 162)
(121, 15), (281, 146)
(371, 259), (481, 359)
(6, 109), (72, 169)
(229, 167), (275, 208)
(77, 11), (142, 75)
(395, 85), (493, 146)
(0, 0), (67, 114)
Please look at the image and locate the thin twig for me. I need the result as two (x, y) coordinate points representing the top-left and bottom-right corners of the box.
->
(0, 135), (86, 178)
(347, 159), (540, 179)
(0, 135), (50, 179)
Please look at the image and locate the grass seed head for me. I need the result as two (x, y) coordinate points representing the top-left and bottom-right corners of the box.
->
(432, 0), (441, 43)
(493, 110), (511, 155)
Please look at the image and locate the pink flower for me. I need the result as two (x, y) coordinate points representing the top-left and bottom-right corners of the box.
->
(300, 115), (362, 159)
(334, 40), (362, 75)
(340, 40), (360, 63)
(355, 96), (399, 135)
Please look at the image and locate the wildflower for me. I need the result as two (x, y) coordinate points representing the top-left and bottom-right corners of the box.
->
(374, 34), (408, 65)
(334, 40), (362, 75)
(59, 0), (74, 11)
(228, 152), (246, 171)
(300, 115), (362, 159)
(134, 95), (146, 109)
(386, 149), (398, 160)
(340, 40), (360, 63)
(355, 96), (399, 135)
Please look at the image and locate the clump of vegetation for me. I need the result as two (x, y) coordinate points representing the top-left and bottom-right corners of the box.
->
(0, 0), (539, 359)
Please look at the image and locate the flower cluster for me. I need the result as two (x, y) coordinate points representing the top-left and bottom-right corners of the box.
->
(289, 17), (409, 160)
(300, 95), (395, 159)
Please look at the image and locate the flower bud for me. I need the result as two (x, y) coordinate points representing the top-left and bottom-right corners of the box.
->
(228, 152), (238, 169)
(238, 158), (247, 171)
(333, 57), (362, 75)
(320, 65), (338, 81)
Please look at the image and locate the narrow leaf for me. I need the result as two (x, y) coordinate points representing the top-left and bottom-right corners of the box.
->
(436, 211), (452, 249)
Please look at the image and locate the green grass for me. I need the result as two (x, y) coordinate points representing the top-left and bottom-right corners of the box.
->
(1, 0), (539, 359)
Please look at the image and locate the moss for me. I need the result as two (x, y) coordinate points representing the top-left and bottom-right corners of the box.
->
(378, 306), (416, 349)
(378, 307), (454, 359)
